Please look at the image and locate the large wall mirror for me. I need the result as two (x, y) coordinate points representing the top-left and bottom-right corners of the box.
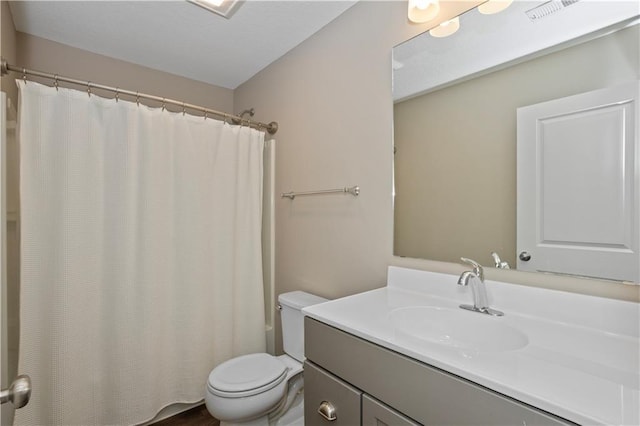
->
(392, 1), (639, 283)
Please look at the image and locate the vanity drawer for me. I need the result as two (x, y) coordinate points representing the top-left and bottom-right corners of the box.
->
(363, 394), (420, 426)
(304, 360), (362, 426)
(305, 317), (574, 426)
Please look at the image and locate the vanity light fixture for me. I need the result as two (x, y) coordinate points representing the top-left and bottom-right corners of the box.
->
(409, 0), (512, 38)
(187, 0), (242, 19)
(408, 0), (440, 23)
(478, 0), (514, 15)
(429, 16), (460, 37)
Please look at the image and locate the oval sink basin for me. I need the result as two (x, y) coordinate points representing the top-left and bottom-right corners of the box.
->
(389, 306), (528, 353)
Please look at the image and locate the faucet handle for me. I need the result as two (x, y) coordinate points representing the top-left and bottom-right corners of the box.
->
(460, 257), (484, 281)
(491, 252), (511, 269)
(491, 252), (502, 268)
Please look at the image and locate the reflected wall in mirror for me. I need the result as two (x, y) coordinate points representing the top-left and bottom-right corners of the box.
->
(392, 1), (639, 282)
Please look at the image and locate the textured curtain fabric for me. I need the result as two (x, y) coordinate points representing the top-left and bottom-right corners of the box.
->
(15, 81), (266, 425)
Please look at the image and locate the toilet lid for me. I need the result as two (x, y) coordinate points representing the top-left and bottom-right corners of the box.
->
(208, 353), (287, 396)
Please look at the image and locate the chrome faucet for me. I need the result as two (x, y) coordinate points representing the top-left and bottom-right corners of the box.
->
(491, 251), (510, 269)
(457, 258), (503, 316)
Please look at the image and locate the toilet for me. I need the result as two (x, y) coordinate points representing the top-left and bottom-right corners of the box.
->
(205, 291), (328, 425)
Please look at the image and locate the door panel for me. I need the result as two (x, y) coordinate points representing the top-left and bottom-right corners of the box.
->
(517, 82), (639, 282)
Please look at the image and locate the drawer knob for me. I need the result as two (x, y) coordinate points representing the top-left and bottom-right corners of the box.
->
(318, 400), (337, 421)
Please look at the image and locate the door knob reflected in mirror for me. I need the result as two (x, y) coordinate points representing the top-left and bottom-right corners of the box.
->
(519, 251), (532, 262)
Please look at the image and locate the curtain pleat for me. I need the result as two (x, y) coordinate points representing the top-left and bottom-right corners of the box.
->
(15, 80), (266, 425)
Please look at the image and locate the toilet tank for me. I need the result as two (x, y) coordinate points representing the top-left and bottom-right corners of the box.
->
(278, 291), (328, 362)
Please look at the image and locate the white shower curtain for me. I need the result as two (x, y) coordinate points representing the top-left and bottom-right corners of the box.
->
(15, 80), (266, 425)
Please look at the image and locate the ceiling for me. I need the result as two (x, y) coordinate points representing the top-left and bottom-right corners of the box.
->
(9, 0), (358, 90)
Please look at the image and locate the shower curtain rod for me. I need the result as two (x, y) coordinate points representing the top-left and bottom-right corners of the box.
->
(0, 58), (279, 135)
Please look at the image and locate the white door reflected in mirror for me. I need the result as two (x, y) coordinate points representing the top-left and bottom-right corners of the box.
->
(517, 82), (640, 282)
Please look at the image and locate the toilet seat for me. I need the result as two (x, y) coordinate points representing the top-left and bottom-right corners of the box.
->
(208, 353), (288, 398)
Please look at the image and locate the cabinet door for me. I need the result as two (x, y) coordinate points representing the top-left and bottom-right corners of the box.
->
(304, 361), (361, 426)
(362, 394), (419, 426)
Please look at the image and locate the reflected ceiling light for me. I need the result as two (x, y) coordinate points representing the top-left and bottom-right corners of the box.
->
(408, 0), (440, 23)
(187, 0), (242, 19)
(429, 16), (460, 38)
(478, 0), (514, 15)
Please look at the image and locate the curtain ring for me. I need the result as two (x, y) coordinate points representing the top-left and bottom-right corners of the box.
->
(54, 74), (59, 91)
(204, 111), (207, 120)
(22, 68), (27, 84)
(162, 98), (166, 111)
(136, 92), (140, 106)
(115, 88), (119, 102)
(87, 82), (92, 97)
(182, 102), (186, 116)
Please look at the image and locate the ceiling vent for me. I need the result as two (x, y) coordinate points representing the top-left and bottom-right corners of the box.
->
(525, 0), (581, 21)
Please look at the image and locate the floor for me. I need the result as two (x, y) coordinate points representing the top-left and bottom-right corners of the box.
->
(152, 405), (220, 426)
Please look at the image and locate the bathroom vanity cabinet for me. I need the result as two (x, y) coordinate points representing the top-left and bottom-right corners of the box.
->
(304, 317), (574, 426)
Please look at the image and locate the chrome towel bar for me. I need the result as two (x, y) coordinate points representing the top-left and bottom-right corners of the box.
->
(281, 186), (360, 200)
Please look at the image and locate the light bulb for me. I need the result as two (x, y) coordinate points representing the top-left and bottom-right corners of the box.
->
(478, 0), (513, 15)
(408, 0), (440, 23)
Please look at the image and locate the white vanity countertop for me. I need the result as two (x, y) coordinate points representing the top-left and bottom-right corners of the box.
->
(302, 267), (640, 426)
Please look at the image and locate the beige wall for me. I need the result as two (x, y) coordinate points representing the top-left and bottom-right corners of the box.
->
(236, 0), (417, 295)
(13, 32), (234, 114)
(394, 25), (640, 268)
(234, 2), (431, 353)
(235, 2), (639, 352)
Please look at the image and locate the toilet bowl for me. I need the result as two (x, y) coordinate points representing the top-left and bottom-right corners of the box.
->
(205, 353), (302, 425)
(205, 291), (327, 425)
